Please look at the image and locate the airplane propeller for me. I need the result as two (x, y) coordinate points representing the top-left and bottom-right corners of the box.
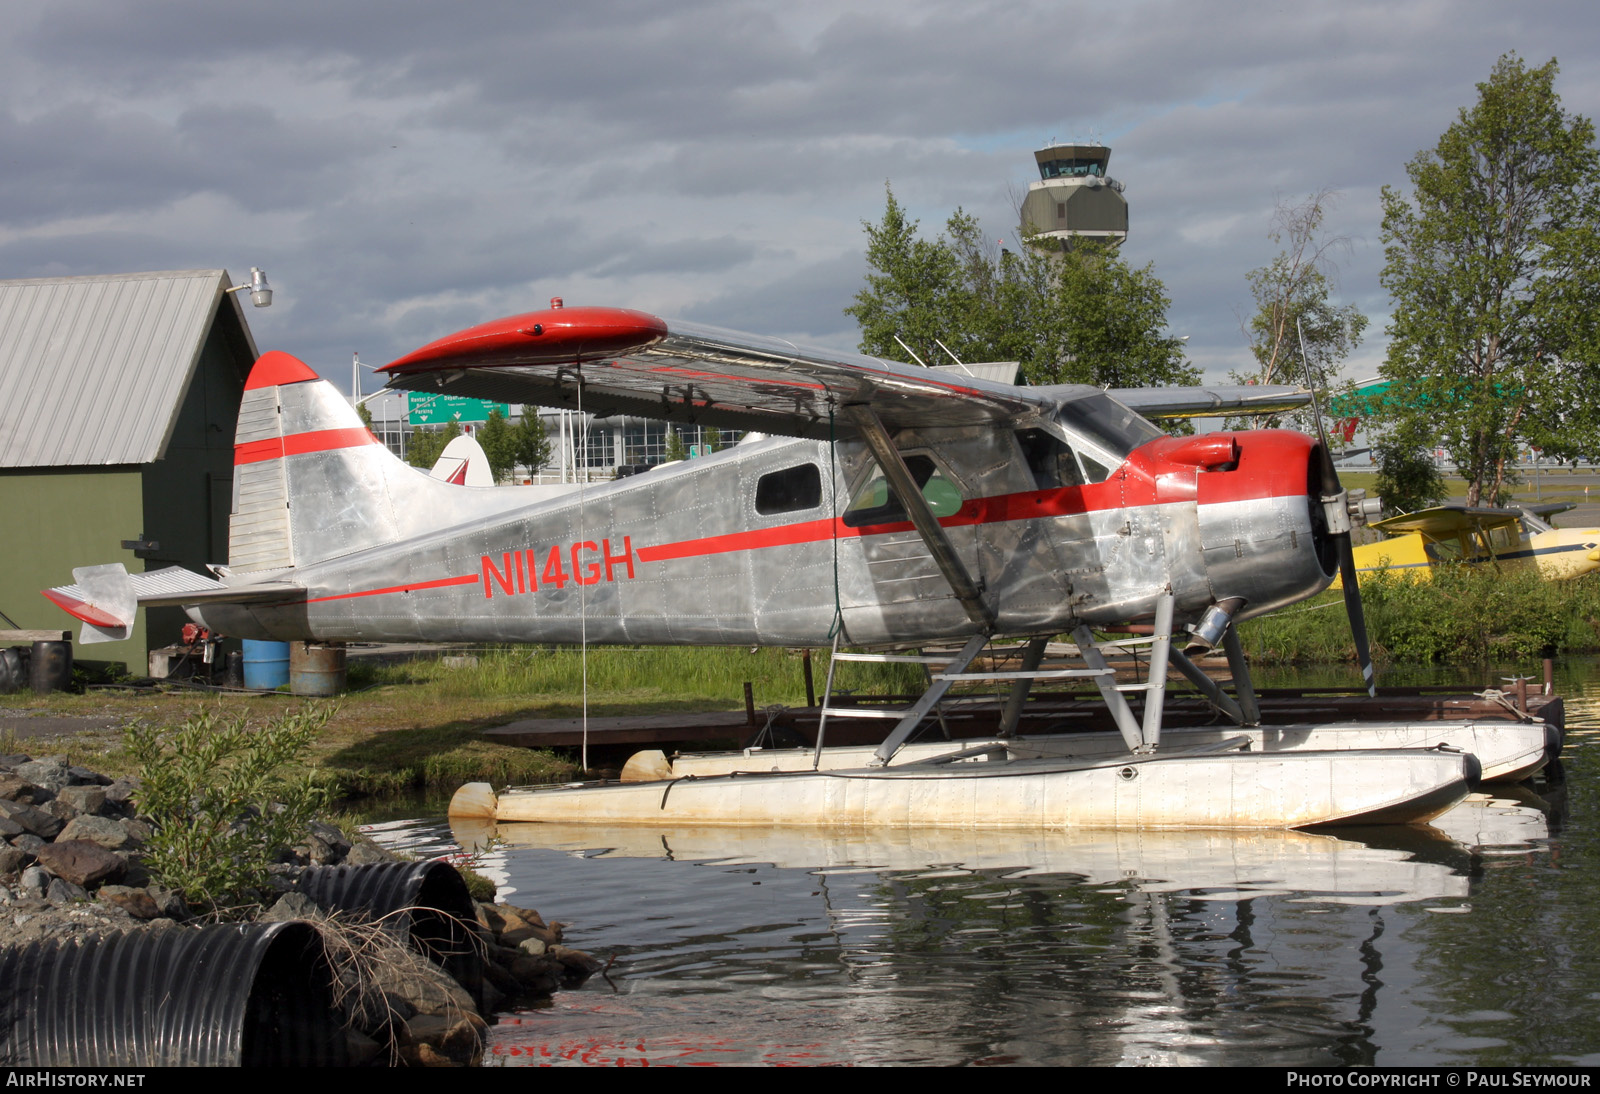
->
(1298, 321), (1376, 697)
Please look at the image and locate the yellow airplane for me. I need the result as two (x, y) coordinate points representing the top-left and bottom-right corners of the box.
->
(1335, 503), (1600, 586)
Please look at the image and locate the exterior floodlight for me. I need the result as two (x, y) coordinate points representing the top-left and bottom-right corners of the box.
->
(248, 267), (272, 307)
(225, 267), (273, 307)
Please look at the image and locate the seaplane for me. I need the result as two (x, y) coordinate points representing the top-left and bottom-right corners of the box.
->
(42, 302), (1557, 828)
(1337, 503), (1600, 586)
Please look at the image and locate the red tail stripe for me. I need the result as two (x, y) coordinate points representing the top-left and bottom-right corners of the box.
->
(40, 588), (123, 628)
(235, 427), (380, 466)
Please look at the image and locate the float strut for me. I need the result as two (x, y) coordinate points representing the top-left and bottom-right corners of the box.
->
(1168, 647), (1246, 726)
(1221, 626), (1261, 726)
(996, 637), (1049, 738)
(1073, 625), (1144, 754)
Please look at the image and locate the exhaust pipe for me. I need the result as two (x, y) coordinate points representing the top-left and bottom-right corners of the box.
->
(1187, 596), (1245, 652)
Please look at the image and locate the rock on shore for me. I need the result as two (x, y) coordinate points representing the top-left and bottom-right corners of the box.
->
(0, 751), (605, 1067)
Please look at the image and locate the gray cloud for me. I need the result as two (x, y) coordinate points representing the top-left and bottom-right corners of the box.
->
(681, 250), (865, 341)
(2, 0), (1597, 391)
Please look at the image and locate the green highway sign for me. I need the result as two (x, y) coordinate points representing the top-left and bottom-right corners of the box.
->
(407, 394), (510, 426)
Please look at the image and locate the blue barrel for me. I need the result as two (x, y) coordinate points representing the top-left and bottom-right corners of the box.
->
(242, 639), (290, 690)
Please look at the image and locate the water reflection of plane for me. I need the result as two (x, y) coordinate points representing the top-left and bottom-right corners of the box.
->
(452, 811), (1548, 904)
(1428, 787), (1555, 851)
(458, 793), (1555, 1065)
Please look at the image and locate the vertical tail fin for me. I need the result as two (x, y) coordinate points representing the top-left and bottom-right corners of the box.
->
(430, 433), (495, 487)
(228, 351), (390, 573)
(228, 352), (516, 575)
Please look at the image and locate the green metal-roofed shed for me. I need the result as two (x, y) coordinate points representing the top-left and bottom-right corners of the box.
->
(0, 270), (260, 673)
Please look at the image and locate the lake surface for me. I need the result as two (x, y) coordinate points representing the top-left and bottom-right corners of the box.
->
(367, 659), (1600, 1067)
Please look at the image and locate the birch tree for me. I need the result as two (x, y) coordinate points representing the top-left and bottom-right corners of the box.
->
(1379, 54), (1600, 505)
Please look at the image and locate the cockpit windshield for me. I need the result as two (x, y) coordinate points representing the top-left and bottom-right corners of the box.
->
(1057, 392), (1164, 458)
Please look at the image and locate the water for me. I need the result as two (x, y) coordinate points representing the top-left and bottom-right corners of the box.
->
(366, 659), (1600, 1066)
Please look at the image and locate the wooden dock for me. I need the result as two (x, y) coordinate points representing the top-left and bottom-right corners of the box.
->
(481, 687), (1564, 754)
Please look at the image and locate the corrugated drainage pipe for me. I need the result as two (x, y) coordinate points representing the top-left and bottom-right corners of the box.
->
(0, 921), (350, 1067)
(296, 859), (483, 1006)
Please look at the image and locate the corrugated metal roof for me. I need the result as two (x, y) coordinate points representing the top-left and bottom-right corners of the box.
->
(0, 269), (254, 468)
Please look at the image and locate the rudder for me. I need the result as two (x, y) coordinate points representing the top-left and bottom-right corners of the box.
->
(227, 351), (521, 575)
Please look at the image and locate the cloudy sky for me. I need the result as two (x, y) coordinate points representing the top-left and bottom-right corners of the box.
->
(5, 0), (1598, 393)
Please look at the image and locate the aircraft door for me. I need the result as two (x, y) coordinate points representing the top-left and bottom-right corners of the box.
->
(835, 445), (983, 642)
(976, 428), (1083, 631)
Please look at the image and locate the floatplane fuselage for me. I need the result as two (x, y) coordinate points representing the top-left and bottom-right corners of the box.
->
(43, 306), (1538, 827)
(191, 364), (1337, 653)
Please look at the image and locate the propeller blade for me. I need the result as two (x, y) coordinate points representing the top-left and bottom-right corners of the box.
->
(1339, 535), (1377, 697)
(1297, 319), (1377, 698)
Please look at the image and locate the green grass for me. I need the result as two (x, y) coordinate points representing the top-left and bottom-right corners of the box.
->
(351, 644), (924, 710)
(6, 645), (926, 799)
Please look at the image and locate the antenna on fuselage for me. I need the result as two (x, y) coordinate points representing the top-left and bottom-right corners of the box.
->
(892, 334), (928, 368)
(934, 339), (975, 376)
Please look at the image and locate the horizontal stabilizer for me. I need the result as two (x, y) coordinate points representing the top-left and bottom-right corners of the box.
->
(43, 565), (303, 644)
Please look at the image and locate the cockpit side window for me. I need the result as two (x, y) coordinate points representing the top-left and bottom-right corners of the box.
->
(1424, 536), (1463, 562)
(1484, 524), (1520, 554)
(1078, 453), (1113, 483)
(1016, 428), (1085, 489)
(843, 454), (963, 528)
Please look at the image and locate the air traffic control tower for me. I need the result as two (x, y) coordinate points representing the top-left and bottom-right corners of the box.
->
(1018, 143), (1128, 251)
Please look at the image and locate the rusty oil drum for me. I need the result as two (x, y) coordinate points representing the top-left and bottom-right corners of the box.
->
(289, 641), (347, 697)
(29, 641), (71, 694)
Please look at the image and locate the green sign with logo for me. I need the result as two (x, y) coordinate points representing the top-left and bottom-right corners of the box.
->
(407, 394), (510, 426)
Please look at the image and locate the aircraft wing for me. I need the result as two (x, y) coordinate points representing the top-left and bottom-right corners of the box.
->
(379, 306), (1312, 437)
(1107, 384), (1312, 419)
(1370, 505), (1524, 539)
(380, 307), (1041, 439)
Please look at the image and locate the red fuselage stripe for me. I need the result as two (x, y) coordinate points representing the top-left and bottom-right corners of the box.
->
(304, 574), (480, 604)
(235, 428), (380, 466)
(306, 435), (1315, 602)
(634, 473), (1304, 563)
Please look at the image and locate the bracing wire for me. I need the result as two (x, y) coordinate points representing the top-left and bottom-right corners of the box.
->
(576, 365), (589, 772)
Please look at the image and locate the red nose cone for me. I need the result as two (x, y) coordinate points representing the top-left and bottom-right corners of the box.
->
(380, 306), (669, 374)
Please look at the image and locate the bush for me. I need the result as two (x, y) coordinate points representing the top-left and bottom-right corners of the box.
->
(126, 705), (332, 914)
(1240, 565), (1600, 666)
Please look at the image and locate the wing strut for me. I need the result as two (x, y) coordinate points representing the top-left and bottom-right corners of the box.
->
(842, 403), (996, 630)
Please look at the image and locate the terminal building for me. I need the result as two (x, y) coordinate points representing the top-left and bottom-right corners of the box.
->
(1017, 143), (1129, 251)
(362, 389), (724, 483)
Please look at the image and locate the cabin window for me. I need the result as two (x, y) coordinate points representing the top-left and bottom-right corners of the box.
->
(843, 454), (963, 528)
(1016, 428), (1084, 489)
(1485, 525), (1520, 554)
(755, 463), (822, 515)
